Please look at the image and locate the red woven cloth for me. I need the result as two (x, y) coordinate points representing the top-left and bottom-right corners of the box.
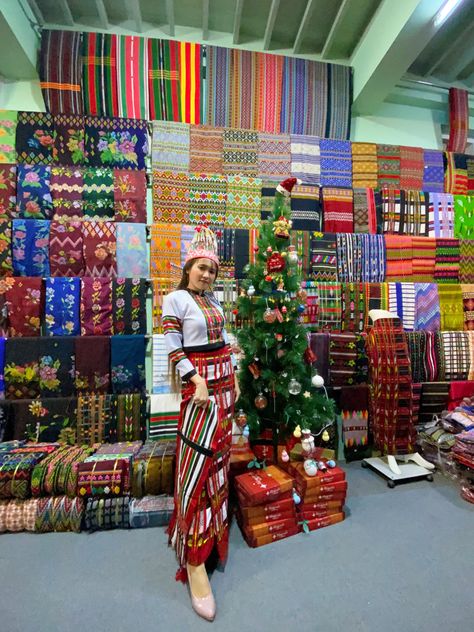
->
(447, 88), (468, 153)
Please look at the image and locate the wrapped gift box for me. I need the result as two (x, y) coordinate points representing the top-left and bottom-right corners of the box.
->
(241, 506), (296, 527)
(289, 443), (336, 462)
(234, 465), (294, 507)
(298, 499), (344, 514)
(300, 481), (348, 503)
(239, 495), (295, 522)
(243, 515), (298, 539)
(299, 512), (345, 532)
(298, 505), (344, 520)
(289, 462), (346, 494)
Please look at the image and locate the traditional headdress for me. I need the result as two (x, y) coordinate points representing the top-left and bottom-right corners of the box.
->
(185, 225), (219, 267)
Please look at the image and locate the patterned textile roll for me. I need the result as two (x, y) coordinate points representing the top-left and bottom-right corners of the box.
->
(152, 171), (190, 224)
(0, 447), (57, 499)
(12, 219), (50, 277)
(150, 223), (181, 278)
(328, 333), (361, 386)
(3, 498), (39, 532)
(129, 495), (174, 528)
(31, 445), (96, 498)
(434, 238), (460, 283)
(148, 393), (181, 440)
(110, 335), (146, 394)
(225, 175), (261, 229)
(447, 88), (469, 153)
(0, 219), (13, 276)
(0, 164), (16, 219)
(290, 230), (311, 277)
(85, 116), (148, 171)
(437, 284), (464, 330)
(290, 134), (320, 186)
(35, 496), (84, 533)
(189, 125), (224, 174)
(360, 234), (386, 283)
(151, 279), (175, 334)
(131, 441), (176, 497)
(414, 283), (440, 332)
(77, 456), (131, 498)
(222, 129), (258, 176)
(353, 188), (371, 233)
(82, 168), (114, 220)
(364, 282), (389, 328)
(53, 114), (85, 166)
(49, 220), (85, 277)
(351, 143), (377, 188)
(84, 496), (130, 532)
(116, 224), (148, 278)
(405, 332), (428, 383)
(8, 397), (77, 443)
(82, 221), (117, 277)
(50, 167), (84, 219)
(16, 165), (53, 220)
(290, 184), (321, 231)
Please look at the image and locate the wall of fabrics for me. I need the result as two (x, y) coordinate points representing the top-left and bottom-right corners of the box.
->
(38, 29), (352, 139)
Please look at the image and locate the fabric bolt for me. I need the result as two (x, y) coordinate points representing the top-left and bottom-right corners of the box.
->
(310, 233), (338, 281)
(438, 331), (470, 381)
(0, 111), (17, 164)
(414, 283), (440, 332)
(16, 165), (53, 219)
(152, 171), (190, 224)
(76, 393), (113, 444)
(428, 193), (454, 237)
(352, 188), (371, 233)
(188, 173), (227, 226)
(0, 220), (13, 276)
(4, 338), (40, 400)
(12, 219), (50, 277)
(0, 164), (16, 218)
(454, 195), (474, 239)
(84, 497), (130, 532)
(189, 126), (224, 174)
(383, 235), (413, 281)
(0, 449), (55, 500)
(74, 336), (110, 394)
(434, 238), (460, 283)
(321, 187), (354, 233)
(111, 335), (146, 394)
(223, 129), (258, 176)
(44, 277), (80, 336)
(112, 278), (147, 335)
(4, 277), (43, 337)
(85, 116), (148, 171)
(38, 337), (75, 397)
(444, 152), (468, 195)
(111, 394), (147, 443)
(80, 277), (113, 336)
(82, 221), (117, 277)
(116, 223), (148, 277)
(360, 234), (386, 282)
(151, 121), (189, 172)
(336, 233), (362, 282)
(225, 175), (261, 229)
(77, 457), (130, 498)
(290, 184), (321, 231)
(341, 283), (366, 333)
(148, 39), (182, 121)
(15, 111), (55, 165)
(320, 139), (352, 188)
(82, 32), (119, 117)
(49, 220), (85, 277)
(52, 113), (85, 166)
(116, 35), (149, 120)
(460, 240), (474, 283)
(150, 223), (181, 279)
(377, 144), (401, 189)
(388, 282), (416, 331)
(39, 30), (83, 115)
(438, 284), (464, 330)
(462, 284), (474, 330)
(351, 143), (378, 188)
(113, 169), (146, 223)
(289, 134), (320, 185)
(82, 167), (114, 219)
(258, 132), (291, 182)
(423, 150), (445, 192)
(412, 236), (436, 282)
(129, 495), (175, 527)
(315, 282), (342, 331)
(447, 88), (469, 153)
(328, 332), (359, 386)
(399, 146), (424, 190)
(50, 167), (83, 219)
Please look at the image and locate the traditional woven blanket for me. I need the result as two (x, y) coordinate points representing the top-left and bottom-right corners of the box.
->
(414, 283), (440, 332)
(151, 121), (189, 172)
(351, 143), (377, 188)
(428, 193), (454, 237)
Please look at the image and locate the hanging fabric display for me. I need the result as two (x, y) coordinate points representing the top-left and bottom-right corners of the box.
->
(15, 112), (55, 165)
(80, 277), (113, 336)
(151, 121), (189, 172)
(74, 336), (110, 394)
(341, 283), (366, 333)
(423, 149), (445, 192)
(0, 165), (16, 218)
(152, 334), (172, 394)
(434, 238), (460, 283)
(12, 219), (50, 277)
(447, 88), (469, 153)
(223, 129), (258, 176)
(444, 152), (468, 195)
(259, 132), (291, 182)
(225, 175), (261, 229)
(111, 394), (147, 442)
(310, 233), (338, 281)
(4, 338), (40, 400)
(177, 41), (204, 125)
(82, 167), (114, 219)
(290, 184), (321, 231)
(10, 397), (77, 443)
(438, 284), (464, 330)
(428, 193), (454, 238)
(84, 116), (148, 171)
(321, 187), (354, 233)
(320, 139), (352, 188)
(414, 283), (441, 332)
(388, 282), (416, 331)
(459, 240), (474, 283)
(148, 40), (182, 122)
(454, 194), (474, 239)
(411, 236), (436, 282)
(437, 331), (470, 381)
(53, 113), (85, 166)
(50, 167), (84, 219)
(110, 335), (146, 394)
(16, 166), (53, 219)
(49, 220), (85, 277)
(360, 234), (386, 282)
(189, 125), (224, 174)
(461, 284), (474, 330)
(31, 445), (95, 498)
(234, 229), (258, 279)
(351, 142), (378, 189)
(0, 110), (17, 164)
(150, 223), (181, 279)
(152, 171), (190, 223)
(82, 32), (119, 117)
(328, 333), (360, 386)
(384, 235), (413, 281)
(76, 393), (113, 444)
(336, 233), (362, 282)
(148, 393), (181, 441)
(112, 278), (147, 335)
(116, 223), (148, 277)
(399, 146), (424, 190)
(116, 35), (149, 120)
(5, 278), (43, 337)
(113, 170), (147, 223)
(315, 281), (342, 331)
(45, 277), (80, 336)
(290, 134), (320, 186)
(82, 221), (117, 277)
(377, 144), (401, 189)
(151, 279), (174, 334)
(0, 220), (13, 276)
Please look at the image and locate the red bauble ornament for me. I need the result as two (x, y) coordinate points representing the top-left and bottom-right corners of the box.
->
(275, 333), (283, 342)
(304, 346), (317, 364)
(265, 275), (273, 282)
(232, 309), (239, 315)
(267, 252), (285, 273)
(263, 308), (276, 323)
(281, 306), (287, 314)
(235, 409), (248, 428)
(254, 393), (268, 409)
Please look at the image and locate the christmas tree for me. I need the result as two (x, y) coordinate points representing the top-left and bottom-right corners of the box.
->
(236, 177), (335, 452)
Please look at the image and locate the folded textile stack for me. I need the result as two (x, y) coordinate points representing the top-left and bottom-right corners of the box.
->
(129, 495), (174, 528)
(452, 430), (474, 503)
(417, 422), (457, 476)
(287, 462), (347, 532)
(234, 465), (298, 547)
(131, 441), (176, 497)
(31, 445), (97, 497)
(84, 497), (130, 531)
(0, 444), (58, 499)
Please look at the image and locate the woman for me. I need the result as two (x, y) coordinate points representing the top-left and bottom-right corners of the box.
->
(162, 226), (240, 622)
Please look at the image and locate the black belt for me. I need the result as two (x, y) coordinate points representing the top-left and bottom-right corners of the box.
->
(178, 430), (213, 457)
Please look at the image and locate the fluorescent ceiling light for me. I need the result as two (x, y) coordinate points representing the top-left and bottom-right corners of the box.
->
(433, 0), (464, 27)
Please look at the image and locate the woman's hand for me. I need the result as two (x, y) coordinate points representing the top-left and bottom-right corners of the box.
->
(191, 376), (209, 407)
(234, 373), (241, 403)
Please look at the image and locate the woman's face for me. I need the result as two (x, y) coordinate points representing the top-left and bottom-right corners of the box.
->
(187, 258), (218, 293)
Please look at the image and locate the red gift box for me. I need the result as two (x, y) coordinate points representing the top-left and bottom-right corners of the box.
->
(244, 516), (298, 539)
(234, 465), (294, 507)
(239, 496), (295, 522)
(299, 512), (345, 532)
(300, 481), (348, 503)
(289, 462), (346, 493)
(298, 505), (344, 521)
(243, 525), (299, 548)
(298, 499), (344, 514)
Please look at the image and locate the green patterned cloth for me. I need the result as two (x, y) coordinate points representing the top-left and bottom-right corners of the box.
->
(225, 175), (261, 229)
(83, 167), (114, 219)
(189, 173), (227, 226)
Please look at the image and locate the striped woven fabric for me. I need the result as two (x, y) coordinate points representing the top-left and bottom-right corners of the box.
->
(351, 143), (377, 188)
(82, 167), (114, 219)
(412, 236), (436, 281)
(321, 187), (354, 233)
(459, 240), (474, 283)
(447, 88), (469, 153)
(290, 230), (311, 276)
(151, 121), (189, 172)
(225, 175), (261, 229)
(230, 50), (260, 130)
(178, 42), (203, 125)
(434, 238), (460, 283)
(437, 331), (470, 380)
(438, 284), (464, 330)
(328, 332), (359, 386)
(364, 282), (389, 328)
(82, 32), (118, 117)
(315, 281), (342, 331)
(310, 233), (338, 281)
(367, 188), (383, 234)
(151, 334), (173, 394)
(352, 188), (370, 233)
(453, 194), (474, 239)
(189, 125), (224, 174)
(461, 284), (474, 330)
(258, 51), (283, 133)
(467, 157), (474, 194)
(399, 146), (424, 190)
(258, 132), (291, 181)
(290, 134), (320, 185)
(444, 152), (468, 194)
(150, 223), (181, 278)
(117, 36), (149, 119)
(188, 173), (227, 226)
(405, 332), (438, 382)
(148, 39), (181, 121)
(336, 233), (362, 282)
(151, 281), (175, 334)
(384, 235), (413, 280)
(381, 188), (402, 234)
(361, 234), (386, 282)
(341, 283), (366, 333)
(152, 171), (190, 223)
(320, 139), (352, 188)
(205, 46), (231, 128)
(377, 144), (401, 189)
(404, 191), (429, 236)
(423, 149), (444, 192)
(39, 30), (83, 115)
(467, 331), (474, 379)
(223, 129), (258, 175)
(290, 184), (321, 231)
(325, 63), (352, 140)
(414, 283), (440, 332)
(428, 193), (454, 237)
(388, 282), (416, 330)
(300, 281), (319, 325)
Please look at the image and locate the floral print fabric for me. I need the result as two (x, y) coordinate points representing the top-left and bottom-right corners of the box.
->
(0, 165), (17, 218)
(12, 219), (50, 277)
(53, 114), (85, 165)
(49, 220), (85, 277)
(39, 337), (76, 397)
(80, 277), (113, 336)
(83, 167), (114, 219)
(113, 169), (147, 222)
(4, 277), (43, 337)
(4, 338), (40, 399)
(111, 335), (146, 394)
(85, 116), (147, 170)
(16, 165), (53, 219)
(116, 223), (148, 277)
(74, 336), (110, 393)
(50, 167), (84, 219)
(0, 220), (13, 276)
(112, 278), (147, 335)
(45, 277), (80, 336)
(82, 221), (117, 277)
(0, 111), (17, 164)
(15, 112), (55, 165)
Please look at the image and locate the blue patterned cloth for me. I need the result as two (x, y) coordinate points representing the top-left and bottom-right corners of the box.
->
(320, 139), (352, 188)
(45, 277), (81, 336)
(111, 335), (146, 394)
(12, 219), (50, 276)
(361, 234), (386, 282)
(116, 223), (148, 277)
(16, 165), (53, 219)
